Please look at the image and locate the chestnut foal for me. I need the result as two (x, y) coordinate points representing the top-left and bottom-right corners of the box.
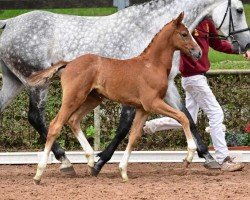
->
(33, 12), (202, 184)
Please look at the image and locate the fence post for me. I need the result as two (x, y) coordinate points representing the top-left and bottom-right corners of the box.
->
(93, 1), (130, 151)
(94, 106), (101, 151)
(113, 0), (130, 10)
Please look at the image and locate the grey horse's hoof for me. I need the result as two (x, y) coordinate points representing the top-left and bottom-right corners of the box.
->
(203, 160), (221, 170)
(91, 159), (105, 177)
(60, 165), (76, 176)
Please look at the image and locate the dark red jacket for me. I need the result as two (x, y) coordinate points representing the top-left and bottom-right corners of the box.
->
(179, 18), (236, 77)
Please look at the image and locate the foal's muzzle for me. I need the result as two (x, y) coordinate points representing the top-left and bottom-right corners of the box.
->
(190, 48), (202, 60)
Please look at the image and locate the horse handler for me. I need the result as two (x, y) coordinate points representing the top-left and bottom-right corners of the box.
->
(143, 17), (249, 172)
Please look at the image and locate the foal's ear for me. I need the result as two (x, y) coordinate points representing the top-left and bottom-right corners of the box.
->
(174, 12), (184, 27)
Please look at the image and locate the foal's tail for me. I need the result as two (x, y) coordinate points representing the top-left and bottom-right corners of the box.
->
(27, 61), (68, 87)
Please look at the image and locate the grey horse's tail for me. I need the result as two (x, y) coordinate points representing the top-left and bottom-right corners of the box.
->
(0, 20), (8, 29)
(27, 61), (68, 87)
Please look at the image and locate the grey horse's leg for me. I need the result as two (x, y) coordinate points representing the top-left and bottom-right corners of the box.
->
(92, 105), (136, 176)
(0, 60), (24, 112)
(28, 87), (75, 175)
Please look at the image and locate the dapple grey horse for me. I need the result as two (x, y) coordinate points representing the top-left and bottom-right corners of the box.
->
(0, 0), (249, 175)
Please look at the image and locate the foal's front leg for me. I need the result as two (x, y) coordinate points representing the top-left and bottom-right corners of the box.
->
(181, 106), (220, 169)
(147, 99), (197, 165)
(119, 108), (148, 182)
(166, 80), (219, 168)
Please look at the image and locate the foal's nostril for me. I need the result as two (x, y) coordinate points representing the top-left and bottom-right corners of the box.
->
(191, 48), (202, 60)
(198, 51), (202, 59)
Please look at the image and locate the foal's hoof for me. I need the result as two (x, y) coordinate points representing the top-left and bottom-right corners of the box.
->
(119, 167), (129, 182)
(122, 178), (129, 183)
(183, 159), (191, 168)
(122, 175), (129, 183)
(33, 178), (41, 185)
(203, 160), (221, 170)
(60, 165), (76, 176)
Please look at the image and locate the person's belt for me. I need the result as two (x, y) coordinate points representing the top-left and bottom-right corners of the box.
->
(181, 72), (207, 77)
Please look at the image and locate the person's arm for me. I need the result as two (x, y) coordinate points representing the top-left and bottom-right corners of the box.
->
(208, 19), (237, 54)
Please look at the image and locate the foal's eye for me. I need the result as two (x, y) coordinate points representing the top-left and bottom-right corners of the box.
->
(236, 8), (243, 14)
(181, 32), (188, 37)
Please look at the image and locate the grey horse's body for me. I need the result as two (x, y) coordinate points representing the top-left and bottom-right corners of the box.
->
(0, 0), (249, 172)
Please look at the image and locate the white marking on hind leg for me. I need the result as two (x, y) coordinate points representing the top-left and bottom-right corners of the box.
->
(34, 147), (50, 182)
(76, 131), (94, 168)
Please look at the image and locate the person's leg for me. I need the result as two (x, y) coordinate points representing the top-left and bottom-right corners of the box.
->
(143, 117), (181, 133)
(185, 91), (199, 123)
(182, 75), (243, 171)
(182, 75), (228, 164)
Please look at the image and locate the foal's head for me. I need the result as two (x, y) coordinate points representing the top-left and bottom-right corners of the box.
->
(171, 12), (202, 60)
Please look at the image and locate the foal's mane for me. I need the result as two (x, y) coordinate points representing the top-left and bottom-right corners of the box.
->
(140, 19), (174, 56)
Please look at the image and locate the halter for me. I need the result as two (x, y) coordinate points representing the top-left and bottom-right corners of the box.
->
(216, 0), (250, 41)
(195, 0), (249, 52)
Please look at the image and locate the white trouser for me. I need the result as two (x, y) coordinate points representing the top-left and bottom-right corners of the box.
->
(145, 75), (229, 164)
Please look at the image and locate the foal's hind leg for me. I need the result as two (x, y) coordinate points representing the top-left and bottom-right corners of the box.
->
(34, 87), (91, 184)
(119, 108), (148, 182)
(28, 87), (75, 175)
(67, 93), (103, 172)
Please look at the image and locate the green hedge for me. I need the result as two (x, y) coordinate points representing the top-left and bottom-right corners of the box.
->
(0, 73), (249, 151)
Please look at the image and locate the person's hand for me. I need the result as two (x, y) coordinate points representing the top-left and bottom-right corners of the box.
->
(243, 51), (250, 60)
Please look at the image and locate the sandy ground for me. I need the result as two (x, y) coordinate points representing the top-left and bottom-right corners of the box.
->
(0, 163), (249, 200)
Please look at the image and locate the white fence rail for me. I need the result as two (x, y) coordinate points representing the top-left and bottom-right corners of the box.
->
(1, 151), (250, 164)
